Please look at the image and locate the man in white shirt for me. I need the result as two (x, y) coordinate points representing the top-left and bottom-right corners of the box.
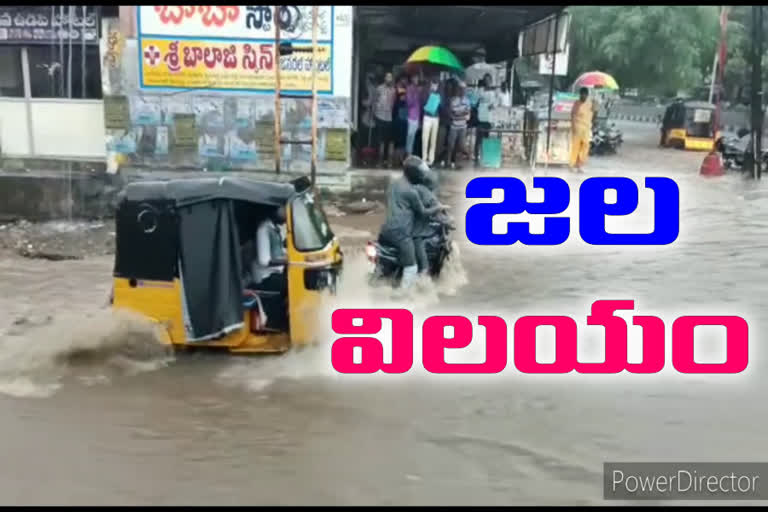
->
(474, 74), (497, 163)
(249, 206), (288, 330)
(465, 48), (496, 88)
(253, 206), (287, 287)
(373, 72), (396, 167)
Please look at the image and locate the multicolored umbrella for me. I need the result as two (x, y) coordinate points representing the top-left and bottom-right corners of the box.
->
(572, 71), (619, 91)
(405, 46), (464, 72)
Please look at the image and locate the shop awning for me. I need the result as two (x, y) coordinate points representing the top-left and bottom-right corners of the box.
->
(356, 5), (566, 63)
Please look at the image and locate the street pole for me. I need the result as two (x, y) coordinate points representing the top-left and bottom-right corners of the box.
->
(545, 14), (559, 164)
(81, 6), (87, 98)
(67, 5), (73, 98)
(310, 6), (318, 188)
(59, 5), (65, 97)
(274, 6), (282, 175)
(751, 5), (763, 179)
(709, 8), (722, 105)
(708, 52), (718, 104)
(713, 6), (728, 146)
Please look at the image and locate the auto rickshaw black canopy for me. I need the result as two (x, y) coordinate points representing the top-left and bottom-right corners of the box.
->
(116, 176), (307, 343)
(120, 177), (298, 207)
(682, 101), (716, 111)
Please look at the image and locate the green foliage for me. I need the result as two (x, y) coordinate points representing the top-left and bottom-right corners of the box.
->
(567, 6), (720, 95)
(566, 5), (768, 100)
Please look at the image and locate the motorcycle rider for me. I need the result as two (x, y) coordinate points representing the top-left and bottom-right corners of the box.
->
(413, 170), (453, 275)
(378, 156), (447, 288)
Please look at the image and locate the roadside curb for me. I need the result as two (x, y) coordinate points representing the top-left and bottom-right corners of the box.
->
(611, 114), (740, 133)
(613, 113), (663, 124)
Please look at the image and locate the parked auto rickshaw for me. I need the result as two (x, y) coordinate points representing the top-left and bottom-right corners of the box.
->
(661, 100), (720, 151)
(111, 176), (342, 354)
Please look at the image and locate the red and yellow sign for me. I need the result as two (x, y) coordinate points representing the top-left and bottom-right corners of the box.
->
(140, 38), (332, 92)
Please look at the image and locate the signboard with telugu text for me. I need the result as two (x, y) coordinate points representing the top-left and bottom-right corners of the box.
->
(140, 38), (332, 92)
(519, 11), (569, 57)
(0, 6), (99, 45)
(538, 44), (569, 76)
(138, 6), (333, 42)
(137, 6), (336, 94)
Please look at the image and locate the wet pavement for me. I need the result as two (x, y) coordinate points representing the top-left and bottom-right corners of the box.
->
(1, 122), (767, 505)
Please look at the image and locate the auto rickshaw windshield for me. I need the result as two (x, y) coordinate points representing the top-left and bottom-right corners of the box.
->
(292, 193), (334, 252)
(686, 107), (715, 138)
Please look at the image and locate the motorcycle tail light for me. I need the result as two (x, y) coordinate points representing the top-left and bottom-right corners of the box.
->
(365, 242), (377, 262)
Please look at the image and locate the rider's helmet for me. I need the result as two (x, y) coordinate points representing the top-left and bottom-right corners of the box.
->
(403, 155), (430, 185)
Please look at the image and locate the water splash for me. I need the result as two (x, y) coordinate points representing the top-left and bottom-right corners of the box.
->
(0, 309), (173, 398)
(216, 247), (470, 393)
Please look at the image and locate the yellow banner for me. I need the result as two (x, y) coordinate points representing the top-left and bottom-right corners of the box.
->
(140, 38), (332, 92)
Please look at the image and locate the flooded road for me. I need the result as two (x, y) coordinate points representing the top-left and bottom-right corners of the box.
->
(1, 122), (768, 505)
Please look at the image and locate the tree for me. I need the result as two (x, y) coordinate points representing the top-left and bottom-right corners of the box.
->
(567, 6), (720, 95)
(718, 6), (768, 105)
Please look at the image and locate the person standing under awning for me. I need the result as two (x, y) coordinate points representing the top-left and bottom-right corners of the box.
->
(446, 81), (472, 169)
(421, 78), (442, 166)
(474, 74), (497, 163)
(373, 72), (397, 167)
(465, 48), (496, 87)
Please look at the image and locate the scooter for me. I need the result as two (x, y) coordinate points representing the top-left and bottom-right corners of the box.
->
(719, 135), (746, 170)
(718, 131), (768, 172)
(589, 122), (623, 156)
(366, 219), (455, 288)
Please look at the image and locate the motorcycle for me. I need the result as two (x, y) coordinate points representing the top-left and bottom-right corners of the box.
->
(366, 218), (455, 288)
(718, 132), (768, 172)
(719, 135), (746, 170)
(589, 122), (623, 156)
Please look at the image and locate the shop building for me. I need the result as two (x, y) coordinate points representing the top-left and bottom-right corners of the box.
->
(0, 6), (565, 173)
(0, 5), (114, 161)
(100, 5), (563, 175)
(101, 6), (353, 175)
(351, 6), (567, 168)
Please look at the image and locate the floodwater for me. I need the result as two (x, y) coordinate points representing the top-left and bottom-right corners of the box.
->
(1, 122), (767, 505)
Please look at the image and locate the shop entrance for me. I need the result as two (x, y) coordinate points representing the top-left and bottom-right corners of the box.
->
(350, 6), (565, 170)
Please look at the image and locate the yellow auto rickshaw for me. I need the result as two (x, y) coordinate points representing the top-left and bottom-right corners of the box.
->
(111, 176), (343, 354)
(661, 100), (720, 151)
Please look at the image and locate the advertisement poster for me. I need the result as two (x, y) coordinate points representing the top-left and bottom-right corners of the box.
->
(103, 95), (131, 130)
(324, 128), (348, 161)
(193, 98), (225, 128)
(253, 122), (275, 146)
(199, 133), (225, 158)
(318, 99), (348, 128)
(140, 38), (332, 92)
(227, 129), (258, 162)
(137, 126), (159, 155)
(155, 125), (169, 155)
(107, 130), (137, 154)
(173, 113), (197, 149)
(235, 98), (252, 128)
(131, 95), (162, 125)
(161, 95), (193, 126)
